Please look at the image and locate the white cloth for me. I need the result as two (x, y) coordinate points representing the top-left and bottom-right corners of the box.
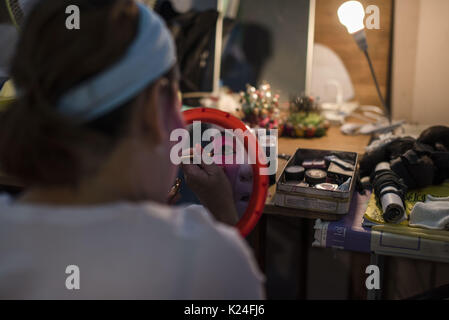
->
(409, 195), (449, 230)
(0, 195), (264, 299)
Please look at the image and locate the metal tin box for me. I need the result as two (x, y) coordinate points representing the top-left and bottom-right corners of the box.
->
(274, 148), (359, 215)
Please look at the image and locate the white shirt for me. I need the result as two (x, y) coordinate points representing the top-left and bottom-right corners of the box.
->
(0, 195), (264, 299)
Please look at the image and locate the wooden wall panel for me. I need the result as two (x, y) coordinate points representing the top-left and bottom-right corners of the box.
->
(314, 0), (393, 107)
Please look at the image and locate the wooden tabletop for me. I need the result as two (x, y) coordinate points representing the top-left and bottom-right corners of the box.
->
(264, 126), (371, 221)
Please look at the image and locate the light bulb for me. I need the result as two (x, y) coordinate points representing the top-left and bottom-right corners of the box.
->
(338, 1), (365, 34)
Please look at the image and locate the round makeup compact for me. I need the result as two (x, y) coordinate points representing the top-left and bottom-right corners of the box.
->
(182, 108), (269, 238)
(305, 169), (327, 185)
(315, 183), (338, 191)
(285, 166), (305, 181)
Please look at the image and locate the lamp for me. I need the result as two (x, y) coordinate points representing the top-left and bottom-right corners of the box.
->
(338, 1), (390, 123)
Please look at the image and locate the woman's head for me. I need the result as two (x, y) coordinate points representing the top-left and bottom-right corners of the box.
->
(0, 0), (183, 201)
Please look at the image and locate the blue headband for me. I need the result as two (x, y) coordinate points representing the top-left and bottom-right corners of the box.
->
(57, 2), (176, 123)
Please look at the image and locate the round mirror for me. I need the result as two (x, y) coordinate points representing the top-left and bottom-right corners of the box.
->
(175, 108), (269, 237)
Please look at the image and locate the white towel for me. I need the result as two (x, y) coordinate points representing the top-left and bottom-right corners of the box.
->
(409, 195), (449, 230)
(426, 195), (449, 202)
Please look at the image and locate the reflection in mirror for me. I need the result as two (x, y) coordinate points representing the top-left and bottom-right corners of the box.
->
(155, 0), (314, 104)
(174, 123), (254, 220)
(155, 0), (223, 98)
(220, 0), (313, 99)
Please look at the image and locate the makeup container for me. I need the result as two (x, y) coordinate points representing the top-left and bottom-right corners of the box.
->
(275, 148), (358, 215)
(285, 166), (305, 181)
(315, 183), (339, 191)
(305, 169), (327, 185)
(327, 162), (353, 184)
(302, 159), (327, 170)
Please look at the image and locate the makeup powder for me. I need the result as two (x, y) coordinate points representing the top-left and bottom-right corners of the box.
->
(305, 169), (327, 185)
(285, 166), (305, 181)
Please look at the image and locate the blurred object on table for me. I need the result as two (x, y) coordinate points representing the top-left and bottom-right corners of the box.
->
(281, 95), (330, 138)
(239, 82), (280, 130)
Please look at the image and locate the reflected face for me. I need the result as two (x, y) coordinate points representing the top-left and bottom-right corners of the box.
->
(179, 123), (254, 218)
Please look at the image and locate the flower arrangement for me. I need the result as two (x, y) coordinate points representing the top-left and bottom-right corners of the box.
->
(239, 83), (280, 130)
(281, 95), (330, 138)
(238, 85), (329, 138)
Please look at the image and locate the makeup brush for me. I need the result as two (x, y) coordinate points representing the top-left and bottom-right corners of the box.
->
(180, 152), (214, 161)
(179, 150), (235, 161)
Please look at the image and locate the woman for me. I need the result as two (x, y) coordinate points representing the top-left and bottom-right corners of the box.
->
(0, 0), (263, 299)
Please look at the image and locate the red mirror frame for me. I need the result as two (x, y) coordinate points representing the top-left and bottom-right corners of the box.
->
(182, 108), (269, 237)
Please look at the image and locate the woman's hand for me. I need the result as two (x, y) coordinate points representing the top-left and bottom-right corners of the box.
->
(182, 160), (238, 226)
